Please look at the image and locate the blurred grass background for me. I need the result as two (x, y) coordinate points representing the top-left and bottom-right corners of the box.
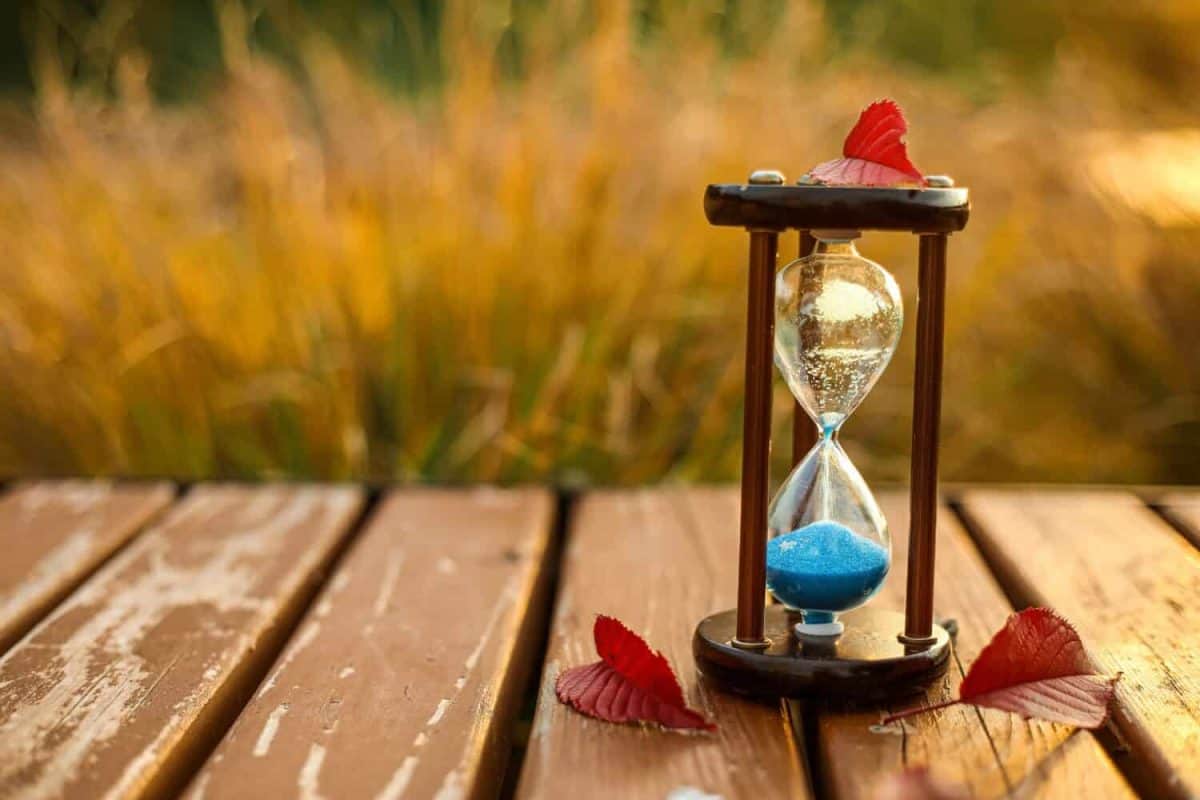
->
(0, 0), (1197, 485)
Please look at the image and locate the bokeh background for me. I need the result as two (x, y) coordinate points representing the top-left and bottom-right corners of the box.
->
(1, 0), (1197, 486)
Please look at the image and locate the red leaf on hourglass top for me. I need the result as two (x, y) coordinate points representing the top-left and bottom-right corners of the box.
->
(555, 615), (715, 731)
(883, 607), (1119, 728)
(806, 99), (927, 187)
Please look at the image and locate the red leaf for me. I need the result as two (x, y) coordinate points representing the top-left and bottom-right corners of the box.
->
(873, 767), (969, 800)
(555, 615), (715, 731)
(958, 607), (1118, 727)
(883, 608), (1118, 729)
(806, 99), (926, 187)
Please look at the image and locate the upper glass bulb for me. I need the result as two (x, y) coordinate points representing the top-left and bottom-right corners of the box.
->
(774, 233), (903, 435)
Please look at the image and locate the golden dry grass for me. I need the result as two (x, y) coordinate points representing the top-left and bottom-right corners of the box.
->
(0, 1), (1197, 484)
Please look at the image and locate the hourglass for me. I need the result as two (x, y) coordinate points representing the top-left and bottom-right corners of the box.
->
(768, 229), (900, 637)
(693, 173), (970, 700)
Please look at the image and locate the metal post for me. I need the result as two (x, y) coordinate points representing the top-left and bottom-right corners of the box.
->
(903, 233), (948, 644)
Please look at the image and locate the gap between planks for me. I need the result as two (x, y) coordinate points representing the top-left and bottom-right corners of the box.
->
(1145, 491), (1200, 552)
(496, 490), (576, 799)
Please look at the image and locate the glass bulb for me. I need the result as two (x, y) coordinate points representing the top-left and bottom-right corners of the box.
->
(774, 236), (902, 434)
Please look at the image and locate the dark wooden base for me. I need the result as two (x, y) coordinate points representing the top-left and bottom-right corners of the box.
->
(693, 606), (951, 702)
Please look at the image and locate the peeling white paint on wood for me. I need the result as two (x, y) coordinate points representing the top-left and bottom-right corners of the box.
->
(330, 571), (351, 593)
(372, 550), (404, 619)
(375, 755), (419, 800)
(298, 742), (328, 800)
(0, 483), (174, 655)
(0, 486), (361, 799)
(259, 620), (322, 698)
(182, 488), (553, 800)
(463, 580), (518, 674)
(254, 703), (290, 757)
(426, 699), (451, 727)
(474, 486), (519, 509)
(0, 529), (95, 628)
(187, 769), (210, 800)
(532, 662), (559, 743)
(432, 770), (466, 800)
(666, 787), (724, 800)
(17, 481), (112, 516)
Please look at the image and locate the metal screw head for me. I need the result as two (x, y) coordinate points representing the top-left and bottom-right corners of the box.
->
(748, 169), (786, 185)
(924, 175), (955, 187)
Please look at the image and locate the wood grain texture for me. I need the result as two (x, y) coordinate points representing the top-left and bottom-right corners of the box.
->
(186, 487), (555, 800)
(0, 481), (174, 654)
(1155, 491), (1200, 550)
(810, 492), (1132, 800)
(957, 489), (1200, 800)
(517, 488), (809, 800)
(0, 483), (363, 800)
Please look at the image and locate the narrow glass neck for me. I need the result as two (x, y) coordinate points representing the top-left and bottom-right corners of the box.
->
(813, 238), (860, 258)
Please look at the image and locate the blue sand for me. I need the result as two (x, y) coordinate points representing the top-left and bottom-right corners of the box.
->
(766, 520), (889, 615)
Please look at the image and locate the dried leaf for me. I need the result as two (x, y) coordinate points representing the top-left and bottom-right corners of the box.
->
(555, 615), (715, 731)
(957, 607), (1118, 727)
(883, 608), (1118, 728)
(806, 99), (926, 187)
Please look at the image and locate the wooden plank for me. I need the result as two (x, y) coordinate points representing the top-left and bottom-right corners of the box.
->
(185, 487), (555, 800)
(0, 483), (363, 800)
(1154, 491), (1200, 550)
(517, 488), (809, 800)
(811, 492), (1132, 799)
(957, 489), (1200, 800)
(0, 481), (174, 654)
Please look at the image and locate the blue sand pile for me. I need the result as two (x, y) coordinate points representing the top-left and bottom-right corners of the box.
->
(766, 520), (889, 617)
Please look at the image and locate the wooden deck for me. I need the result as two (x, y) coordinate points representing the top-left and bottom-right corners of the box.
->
(0, 483), (1197, 799)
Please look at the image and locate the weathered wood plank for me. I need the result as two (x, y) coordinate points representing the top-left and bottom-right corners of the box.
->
(0, 481), (174, 654)
(957, 489), (1200, 800)
(517, 488), (809, 800)
(811, 492), (1132, 799)
(0, 483), (363, 800)
(1154, 491), (1200, 550)
(186, 487), (555, 800)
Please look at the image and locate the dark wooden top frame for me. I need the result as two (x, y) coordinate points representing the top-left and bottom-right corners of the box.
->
(704, 183), (970, 233)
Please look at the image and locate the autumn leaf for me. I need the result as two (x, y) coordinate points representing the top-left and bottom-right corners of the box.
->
(883, 608), (1119, 728)
(805, 99), (926, 187)
(555, 615), (715, 731)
